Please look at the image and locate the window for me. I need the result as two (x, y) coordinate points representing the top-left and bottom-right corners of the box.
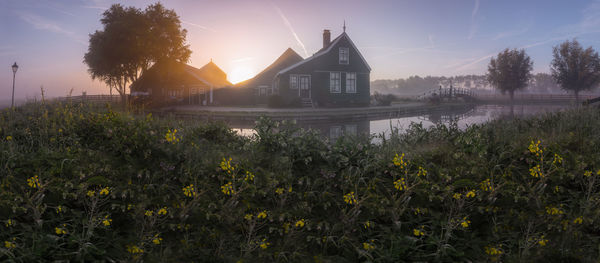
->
(290, 75), (298, 89)
(339, 47), (349, 64)
(330, 72), (341, 93)
(346, 72), (356, 93)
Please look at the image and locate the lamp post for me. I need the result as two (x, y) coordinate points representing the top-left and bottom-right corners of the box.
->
(11, 62), (18, 108)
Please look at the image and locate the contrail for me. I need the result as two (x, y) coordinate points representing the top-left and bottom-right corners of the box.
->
(274, 6), (308, 57)
(181, 20), (217, 33)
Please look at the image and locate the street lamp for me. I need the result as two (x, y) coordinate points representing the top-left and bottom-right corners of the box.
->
(11, 62), (18, 108)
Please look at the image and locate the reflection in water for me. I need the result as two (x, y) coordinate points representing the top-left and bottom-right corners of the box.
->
(229, 104), (575, 141)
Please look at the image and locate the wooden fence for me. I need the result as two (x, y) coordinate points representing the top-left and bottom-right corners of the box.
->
(55, 95), (121, 103)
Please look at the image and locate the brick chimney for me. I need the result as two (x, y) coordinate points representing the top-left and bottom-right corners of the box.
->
(323, 29), (331, 48)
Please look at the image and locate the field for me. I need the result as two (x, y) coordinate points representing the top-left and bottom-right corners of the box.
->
(1, 102), (599, 262)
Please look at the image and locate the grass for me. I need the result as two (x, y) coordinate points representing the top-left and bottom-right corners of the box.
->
(1, 101), (599, 262)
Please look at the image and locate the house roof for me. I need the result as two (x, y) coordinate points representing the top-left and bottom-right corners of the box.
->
(276, 32), (371, 76)
(130, 60), (231, 91)
(236, 48), (303, 88)
(187, 61), (232, 87)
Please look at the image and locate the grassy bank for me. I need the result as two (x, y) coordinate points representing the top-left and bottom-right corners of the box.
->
(1, 102), (599, 262)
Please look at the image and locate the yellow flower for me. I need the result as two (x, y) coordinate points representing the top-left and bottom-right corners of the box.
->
(485, 245), (503, 255)
(275, 187), (285, 195)
(158, 207), (168, 216)
(480, 179), (493, 192)
(244, 214), (253, 221)
(27, 175), (40, 189)
(127, 244), (144, 254)
(584, 170), (593, 177)
(127, 204), (134, 211)
(573, 216), (583, 224)
(343, 192), (357, 205)
(466, 190), (476, 198)
(295, 219), (305, 228)
(221, 182), (235, 195)
(99, 187), (110, 196)
(5, 136), (12, 141)
(545, 206), (564, 215)
(220, 157), (235, 175)
(460, 217), (471, 228)
(5, 219), (14, 227)
(413, 228), (425, 236)
(552, 153), (563, 165)
(102, 215), (112, 226)
(55, 226), (67, 235)
(363, 221), (371, 229)
(4, 241), (16, 249)
(165, 129), (180, 144)
(394, 178), (407, 191)
(152, 235), (163, 245)
(56, 205), (64, 214)
(283, 222), (291, 234)
(362, 241), (376, 250)
(257, 210), (267, 219)
(528, 140), (543, 157)
(182, 184), (195, 198)
(393, 153), (409, 169)
(244, 171), (254, 182)
(259, 238), (270, 249)
(417, 166), (427, 177)
(538, 236), (548, 246)
(529, 165), (543, 178)
(453, 193), (462, 200)
(87, 190), (95, 197)
(145, 210), (154, 217)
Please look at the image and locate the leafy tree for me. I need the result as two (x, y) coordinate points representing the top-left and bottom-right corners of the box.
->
(84, 3), (191, 107)
(550, 39), (600, 101)
(487, 48), (533, 100)
(528, 73), (560, 94)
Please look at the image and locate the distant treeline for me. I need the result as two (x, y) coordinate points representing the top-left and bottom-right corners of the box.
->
(371, 73), (564, 96)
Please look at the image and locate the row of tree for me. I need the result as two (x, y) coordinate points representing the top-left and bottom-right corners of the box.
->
(83, 3), (191, 106)
(488, 39), (600, 101)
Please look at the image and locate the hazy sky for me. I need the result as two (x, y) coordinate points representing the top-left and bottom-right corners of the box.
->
(2, 0), (600, 99)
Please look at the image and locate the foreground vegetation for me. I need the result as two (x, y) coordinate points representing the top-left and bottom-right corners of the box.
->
(1, 102), (600, 262)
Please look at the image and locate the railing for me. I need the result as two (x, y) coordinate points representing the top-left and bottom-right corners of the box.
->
(474, 94), (598, 101)
(417, 87), (475, 100)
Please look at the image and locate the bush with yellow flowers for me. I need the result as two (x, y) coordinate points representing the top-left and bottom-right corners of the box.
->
(1, 102), (599, 262)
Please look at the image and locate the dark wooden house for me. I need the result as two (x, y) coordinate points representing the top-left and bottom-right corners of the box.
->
(273, 29), (371, 107)
(130, 60), (232, 106)
(236, 48), (303, 104)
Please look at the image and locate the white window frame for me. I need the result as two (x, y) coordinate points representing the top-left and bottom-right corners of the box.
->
(345, 72), (356, 93)
(339, 47), (349, 64)
(330, 72), (341, 93)
(290, 75), (298, 89)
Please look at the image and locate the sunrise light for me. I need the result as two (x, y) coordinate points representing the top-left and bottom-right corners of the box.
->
(228, 65), (257, 84)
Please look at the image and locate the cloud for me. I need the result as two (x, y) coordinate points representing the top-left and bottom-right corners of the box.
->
(468, 0), (480, 40)
(274, 5), (308, 57)
(16, 11), (86, 45)
(181, 20), (217, 33)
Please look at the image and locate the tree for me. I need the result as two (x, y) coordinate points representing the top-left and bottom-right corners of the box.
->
(487, 48), (533, 100)
(550, 39), (600, 101)
(84, 3), (191, 107)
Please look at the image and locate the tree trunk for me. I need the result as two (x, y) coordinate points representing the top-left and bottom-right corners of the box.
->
(509, 90), (515, 103)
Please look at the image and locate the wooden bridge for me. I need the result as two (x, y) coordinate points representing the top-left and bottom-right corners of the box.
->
(417, 86), (476, 101)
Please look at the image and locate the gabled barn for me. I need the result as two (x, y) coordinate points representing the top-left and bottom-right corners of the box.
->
(130, 60), (232, 106)
(236, 48), (303, 104)
(273, 28), (371, 107)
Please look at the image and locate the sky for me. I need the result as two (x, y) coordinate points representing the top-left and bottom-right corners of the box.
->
(2, 0), (600, 100)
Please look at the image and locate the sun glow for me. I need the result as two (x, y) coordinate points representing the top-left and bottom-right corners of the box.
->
(229, 65), (256, 84)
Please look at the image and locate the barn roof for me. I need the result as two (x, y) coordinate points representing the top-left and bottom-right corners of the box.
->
(130, 60), (232, 91)
(236, 48), (303, 88)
